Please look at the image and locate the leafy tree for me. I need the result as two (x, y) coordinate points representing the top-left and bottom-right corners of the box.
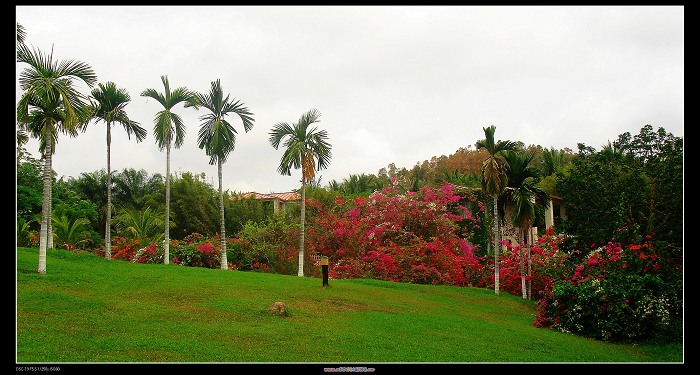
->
(87, 81), (147, 259)
(614, 125), (683, 248)
(191, 79), (254, 270)
(17, 147), (43, 226)
(141, 75), (196, 264)
(17, 42), (96, 273)
(168, 172), (218, 239)
(269, 108), (332, 276)
(475, 125), (517, 294)
(112, 168), (164, 212)
(66, 171), (109, 238)
(225, 193), (274, 236)
(557, 142), (649, 253)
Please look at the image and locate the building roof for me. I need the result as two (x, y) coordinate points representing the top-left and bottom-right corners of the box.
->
(236, 191), (301, 202)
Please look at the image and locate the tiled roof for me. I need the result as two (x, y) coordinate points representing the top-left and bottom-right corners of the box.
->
(237, 191), (301, 202)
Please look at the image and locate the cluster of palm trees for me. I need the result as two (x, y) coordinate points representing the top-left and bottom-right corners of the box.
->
(16, 23), (332, 277)
(476, 125), (550, 297)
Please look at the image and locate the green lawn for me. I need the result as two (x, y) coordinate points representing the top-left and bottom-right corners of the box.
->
(16, 247), (683, 365)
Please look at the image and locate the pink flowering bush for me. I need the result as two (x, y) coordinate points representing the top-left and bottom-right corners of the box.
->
(170, 233), (225, 269)
(533, 233), (683, 342)
(306, 184), (489, 286)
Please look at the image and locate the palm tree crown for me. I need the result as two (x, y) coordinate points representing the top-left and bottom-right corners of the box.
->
(141, 75), (195, 151)
(193, 79), (254, 165)
(269, 108), (332, 181)
(475, 125), (518, 195)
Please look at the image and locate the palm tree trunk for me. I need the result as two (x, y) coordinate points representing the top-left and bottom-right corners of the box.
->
(298, 179), (306, 277)
(105, 124), (112, 260)
(47, 148), (53, 250)
(163, 143), (170, 265)
(527, 227), (533, 300)
(218, 160), (228, 270)
(519, 229), (526, 299)
(38, 142), (52, 274)
(492, 193), (499, 295)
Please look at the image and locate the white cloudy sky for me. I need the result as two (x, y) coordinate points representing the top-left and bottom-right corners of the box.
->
(16, 5), (684, 194)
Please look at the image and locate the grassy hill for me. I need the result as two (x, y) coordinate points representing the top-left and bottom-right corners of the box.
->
(16, 247), (683, 365)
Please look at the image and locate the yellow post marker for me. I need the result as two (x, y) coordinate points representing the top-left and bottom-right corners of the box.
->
(321, 256), (329, 287)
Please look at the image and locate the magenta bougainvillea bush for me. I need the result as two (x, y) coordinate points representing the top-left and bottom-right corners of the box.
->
(305, 184), (490, 287)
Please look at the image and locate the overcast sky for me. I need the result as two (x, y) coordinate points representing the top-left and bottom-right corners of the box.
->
(16, 5), (684, 194)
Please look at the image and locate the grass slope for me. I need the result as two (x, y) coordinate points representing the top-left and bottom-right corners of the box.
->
(16, 247), (683, 364)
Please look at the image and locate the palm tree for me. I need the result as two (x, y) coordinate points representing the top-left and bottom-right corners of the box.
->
(87, 82), (147, 260)
(475, 125), (517, 294)
(502, 150), (550, 299)
(191, 79), (254, 270)
(269, 108), (332, 277)
(141, 76), (196, 265)
(16, 43), (97, 274)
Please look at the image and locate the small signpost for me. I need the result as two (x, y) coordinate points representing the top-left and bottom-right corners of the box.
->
(321, 256), (329, 287)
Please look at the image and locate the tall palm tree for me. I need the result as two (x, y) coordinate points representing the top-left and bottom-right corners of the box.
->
(475, 125), (517, 294)
(191, 79), (254, 270)
(17, 43), (96, 274)
(141, 75), (196, 265)
(87, 81), (147, 260)
(502, 150), (550, 299)
(269, 108), (332, 277)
